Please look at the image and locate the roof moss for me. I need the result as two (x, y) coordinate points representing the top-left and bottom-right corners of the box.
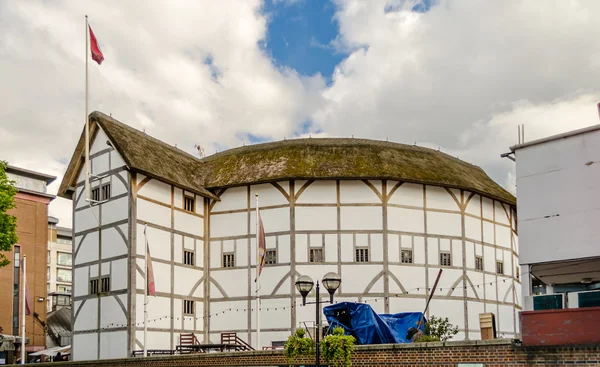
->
(59, 112), (515, 205)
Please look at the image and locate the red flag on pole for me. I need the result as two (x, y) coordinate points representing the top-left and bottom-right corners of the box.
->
(146, 244), (155, 296)
(88, 25), (104, 65)
(256, 209), (266, 279)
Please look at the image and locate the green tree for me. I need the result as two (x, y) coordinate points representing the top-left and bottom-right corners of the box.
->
(0, 161), (18, 267)
(321, 327), (355, 367)
(424, 316), (459, 342)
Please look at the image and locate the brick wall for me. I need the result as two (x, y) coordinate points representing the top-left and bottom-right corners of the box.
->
(33, 339), (600, 366)
(521, 307), (600, 346)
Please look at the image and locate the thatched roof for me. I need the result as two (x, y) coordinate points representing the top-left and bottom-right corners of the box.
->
(58, 112), (217, 200)
(59, 112), (515, 205)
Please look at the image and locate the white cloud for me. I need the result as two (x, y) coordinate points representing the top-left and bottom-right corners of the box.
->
(3, 1), (600, 227)
(0, 0), (325, 227)
(312, 0), (600, 194)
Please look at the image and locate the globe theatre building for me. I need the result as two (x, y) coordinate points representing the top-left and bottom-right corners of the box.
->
(59, 112), (519, 360)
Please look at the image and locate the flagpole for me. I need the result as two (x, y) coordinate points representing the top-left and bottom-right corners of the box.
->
(84, 15), (91, 202)
(255, 194), (260, 351)
(21, 255), (26, 364)
(144, 223), (148, 357)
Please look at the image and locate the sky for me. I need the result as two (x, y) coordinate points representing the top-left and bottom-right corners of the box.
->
(1, 0), (600, 228)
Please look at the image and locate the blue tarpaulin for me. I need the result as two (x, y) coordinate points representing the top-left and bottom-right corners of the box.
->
(323, 302), (426, 345)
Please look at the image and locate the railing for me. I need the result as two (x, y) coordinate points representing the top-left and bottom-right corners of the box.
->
(221, 332), (254, 351)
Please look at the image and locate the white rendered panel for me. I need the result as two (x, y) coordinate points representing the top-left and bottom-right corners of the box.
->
(73, 267), (89, 297)
(482, 221), (494, 244)
(250, 207), (290, 234)
(101, 225), (128, 259)
(211, 187), (247, 212)
(74, 298), (98, 331)
(138, 224), (171, 258)
(174, 210), (203, 237)
(100, 330), (128, 359)
(296, 207), (337, 231)
(388, 183), (423, 207)
(370, 234), (383, 262)
(495, 202), (510, 225)
(211, 211), (246, 238)
(426, 186), (461, 211)
(339, 180), (381, 203)
(138, 179), (172, 205)
(110, 149), (125, 168)
(428, 299), (464, 331)
(496, 225), (511, 249)
(73, 334), (98, 361)
(250, 183), (289, 207)
(499, 305), (515, 333)
(482, 197), (494, 220)
(340, 265), (383, 294)
(210, 300), (247, 332)
(101, 196), (129, 225)
(100, 296), (127, 329)
(464, 193), (481, 216)
(465, 216), (481, 242)
(111, 258), (128, 290)
(136, 330), (171, 350)
(295, 180), (336, 204)
(174, 266), (203, 296)
(75, 231), (99, 265)
(427, 212), (461, 237)
(75, 205), (100, 233)
(174, 187), (183, 209)
(296, 234), (308, 263)
(340, 206), (382, 230)
(388, 207), (424, 233)
(138, 198), (171, 228)
(154, 262), (172, 294)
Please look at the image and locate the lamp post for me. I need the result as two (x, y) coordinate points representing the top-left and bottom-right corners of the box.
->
(295, 272), (341, 367)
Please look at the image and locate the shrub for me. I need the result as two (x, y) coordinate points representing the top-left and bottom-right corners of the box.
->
(321, 327), (355, 367)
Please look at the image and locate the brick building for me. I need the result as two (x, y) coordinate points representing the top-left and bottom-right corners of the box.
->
(0, 165), (56, 355)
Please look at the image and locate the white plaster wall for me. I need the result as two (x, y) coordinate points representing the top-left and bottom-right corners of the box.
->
(111, 258), (128, 290)
(340, 206), (382, 230)
(339, 180), (381, 203)
(74, 298), (98, 331)
(515, 130), (600, 264)
(138, 179), (172, 204)
(101, 224), (128, 259)
(211, 186), (247, 212)
(72, 334), (98, 361)
(99, 330), (128, 359)
(388, 207), (424, 233)
(296, 207), (337, 231)
(388, 182), (423, 207)
(211, 211), (247, 238)
(138, 198), (171, 228)
(74, 232), (98, 265)
(174, 210), (203, 237)
(295, 180), (336, 204)
(100, 296), (128, 328)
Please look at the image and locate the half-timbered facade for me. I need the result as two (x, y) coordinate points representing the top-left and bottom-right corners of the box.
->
(59, 112), (520, 360)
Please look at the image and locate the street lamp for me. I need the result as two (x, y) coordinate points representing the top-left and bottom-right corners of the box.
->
(295, 272), (341, 367)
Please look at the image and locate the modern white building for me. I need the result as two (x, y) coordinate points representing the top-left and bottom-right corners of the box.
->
(510, 125), (600, 311)
(47, 217), (73, 312)
(59, 112), (520, 360)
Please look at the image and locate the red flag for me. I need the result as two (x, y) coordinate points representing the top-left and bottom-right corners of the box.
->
(88, 25), (104, 65)
(256, 209), (266, 279)
(146, 245), (155, 296)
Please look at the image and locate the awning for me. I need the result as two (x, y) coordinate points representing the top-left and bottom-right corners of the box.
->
(29, 345), (71, 357)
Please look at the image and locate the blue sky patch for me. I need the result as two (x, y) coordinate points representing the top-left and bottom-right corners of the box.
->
(261, 0), (346, 81)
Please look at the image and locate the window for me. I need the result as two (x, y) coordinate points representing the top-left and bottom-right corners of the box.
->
(265, 249), (277, 265)
(309, 248), (324, 263)
(475, 256), (483, 271)
(57, 268), (72, 282)
(184, 195), (195, 212)
(57, 252), (72, 266)
(184, 300), (195, 315)
(516, 267), (520, 280)
(496, 261), (504, 275)
(91, 187), (100, 201)
(101, 276), (110, 292)
(440, 252), (451, 267)
(14, 247), (20, 266)
(401, 250), (413, 264)
(223, 253), (235, 268)
(355, 248), (369, 263)
(58, 285), (72, 294)
(90, 279), (99, 294)
(184, 250), (195, 266)
(101, 183), (111, 200)
(56, 237), (72, 245)
(48, 251), (51, 264)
